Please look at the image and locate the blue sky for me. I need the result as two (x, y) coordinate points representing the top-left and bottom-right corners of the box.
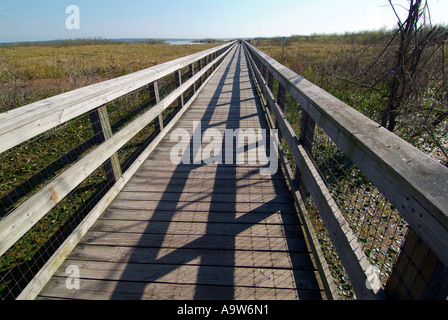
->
(0, 0), (447, 43)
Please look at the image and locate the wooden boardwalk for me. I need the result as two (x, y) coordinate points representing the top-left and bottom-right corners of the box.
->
(37, 44), (325, 300)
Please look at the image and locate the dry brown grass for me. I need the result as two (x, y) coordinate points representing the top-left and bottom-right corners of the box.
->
(0, 41), (219, 112)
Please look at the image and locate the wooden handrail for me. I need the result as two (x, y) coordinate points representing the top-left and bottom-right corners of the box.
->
(0, 41), (237, 258)
(243, 40), (448, 299)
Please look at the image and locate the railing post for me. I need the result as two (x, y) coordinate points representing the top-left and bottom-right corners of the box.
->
(267, 71), (274, 91)
(385, 228), (448, 299)
(261, 64), (267, 81)
(299, 111), (316, 155)
(277, 83), (286, 111)
(206, 55), (211, 76)
(174, 70), (184, 109)
(197, 59), (203, 87)
(89, 106), (122, 184)
(295, 110), (316, 198)
(276, 83), (286, 141)
(190, 63), (196, 93)
(148, 81), (164, 130)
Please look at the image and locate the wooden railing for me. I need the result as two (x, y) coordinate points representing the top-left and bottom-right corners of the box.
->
(243, 41), (448, 300)
(0, 41), (236, 299)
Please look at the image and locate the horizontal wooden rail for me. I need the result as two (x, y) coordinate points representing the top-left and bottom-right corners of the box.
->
(0, 41), (237, 258)
(243, 41), (448, 299)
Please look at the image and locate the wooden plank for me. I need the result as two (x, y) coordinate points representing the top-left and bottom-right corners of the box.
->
(38, 277), (318, 300)
(67, 244), (314, 269)
(137, 164), (280, 175)
(79, 231), (310, 252)
(122, 181), (290, 195)
(89, 220), (298, 238)
(101, 208), (300, 225)
(115, 191), (292, 204)
(107, 199), (297, 214)
(50, 259), (321, 290)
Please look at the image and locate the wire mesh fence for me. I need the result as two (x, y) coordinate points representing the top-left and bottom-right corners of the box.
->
(250, 52), (412, 298)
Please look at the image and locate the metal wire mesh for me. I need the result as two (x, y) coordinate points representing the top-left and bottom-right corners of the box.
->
(305, 117), (409, 284)
(246, 47), (412, 298)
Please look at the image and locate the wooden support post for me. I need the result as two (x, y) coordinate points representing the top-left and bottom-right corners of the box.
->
(276, 83), (286, 141)
(277, 83), (286, 112)
(385, 228), (448, 299)
(148, 81), (163, 130)
(299, 110), (316, 155)
(174, 70), (184, 109)
(211, 53), (215, 72)
(295, 110), (316, 198)
(205, 56), (210, 77)
(198, 59), (204, 86)
(89, 106), (122, 184)
(190, 63), (196, 93)
(261, 64), (267, 81)
(267, 71), (274, 91)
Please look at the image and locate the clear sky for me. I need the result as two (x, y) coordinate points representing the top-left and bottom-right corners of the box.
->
(0, 0), (447, 43)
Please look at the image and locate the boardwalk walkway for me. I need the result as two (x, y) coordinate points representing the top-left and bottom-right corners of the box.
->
(37, 44), (325, 300)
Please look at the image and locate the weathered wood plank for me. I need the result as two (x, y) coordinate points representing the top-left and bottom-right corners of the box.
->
(51, 259), (321, 290)
(101, 208), (299, 225)
(107, 199), (297, 214)
(68, 244), (314, 269)
(80, 231), (309, 252)
(115, 191), (293, 204)
(90, 220), (297, 238)
(39, 277), (319, 300)
(122, 181), (290, 195)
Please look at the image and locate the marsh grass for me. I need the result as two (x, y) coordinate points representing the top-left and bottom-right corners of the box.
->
(0, 41), (218, 113)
